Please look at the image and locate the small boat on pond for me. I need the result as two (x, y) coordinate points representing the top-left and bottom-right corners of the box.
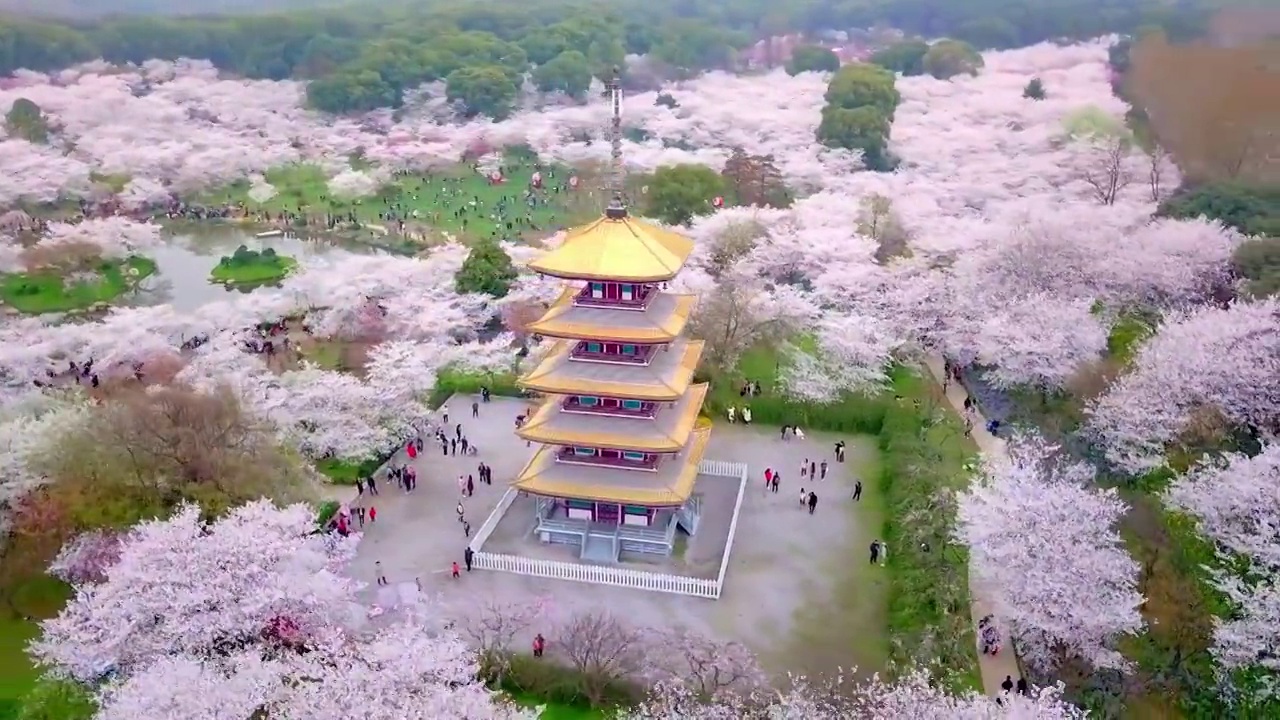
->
(255, 230), (283, 238)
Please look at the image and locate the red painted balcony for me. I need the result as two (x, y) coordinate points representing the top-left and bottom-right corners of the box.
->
(573, 282), (656, 309)
(556, 447), (662, 471)
(561, 395), (658, 418)
(570, 341), (656, 365)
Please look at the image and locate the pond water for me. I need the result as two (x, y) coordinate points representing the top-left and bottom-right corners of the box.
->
(129, 226), (385, 312)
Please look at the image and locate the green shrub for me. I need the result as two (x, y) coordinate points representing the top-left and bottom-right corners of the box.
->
(487, 653), (643, 711)
(429, 367), (522, 408)
(14, 678), (96, 720)
(877, 371), (982, 691)
(315, 500), (340, 527)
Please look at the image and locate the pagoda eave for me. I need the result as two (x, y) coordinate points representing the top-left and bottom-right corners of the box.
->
(525, 266), (678, 284)
(518, 339), (704, 402)
(528, 290), (695, 344)
(516, 384), (709, 453)
(511, 427), (710, 506)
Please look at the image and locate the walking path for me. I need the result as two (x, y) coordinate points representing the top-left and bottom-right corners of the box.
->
(923, 356), (1023, 697)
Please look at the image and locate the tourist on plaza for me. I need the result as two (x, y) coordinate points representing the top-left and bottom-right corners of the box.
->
(727, 406), (736, 423)
(356, 478), (365, 495)
(853, 479), (863, 501)
(820, 460), (828, 480)
(368, 506), (377, 522)
(481, 386), (491, 402)
(440, 437), (449, 456)
(456, 501), (465, 522)
(463, 521), (471, 538)
(376, 561), (387, 586)
(807, 491), (818, 514)
(450, 437), (458, 455)
(405, 466), (416, 491)
(764, 467), (773, 492)
(809, 459), (817, 478)
(770, 472), (781, 493)
(798, 487), (806, 508)
(742, 406), (752, 424)
(452, 561), (460, 579)
(532, 634), (546, 658)
(457, 475), (466, 495)
(794, 427), (805, 440)
(472, 401), (480, 417)
(466, 475), (475, 497)
(1016, 677), (1029, 696)
(464, 546), (473, 571)
(800, 459), (808, 478)
(461, 437), (470, 454)
(367, 475), (379, 495)
(834, 440), (846, 462)
(441, 404), (450, 425)
(415, 436), (424, 453)
(456, 423), (463, 440)
(869, 540), (879, 564)
(780, 425), (788, 440)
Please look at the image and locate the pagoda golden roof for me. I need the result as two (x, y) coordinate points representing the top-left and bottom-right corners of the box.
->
(527, 214), (695, 282)
(516, 384), (708, 453)
(519, 338), (704, 402)
(511, 427), (711, 506)
(527, 287), (696, 344)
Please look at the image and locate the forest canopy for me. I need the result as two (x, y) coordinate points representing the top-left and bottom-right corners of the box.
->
(0, 0), (1217, 84)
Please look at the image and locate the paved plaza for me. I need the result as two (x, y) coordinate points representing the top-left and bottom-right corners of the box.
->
(346, 394), (889, 677)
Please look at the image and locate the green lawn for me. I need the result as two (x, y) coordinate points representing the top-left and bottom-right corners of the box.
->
(209, 254), (297, 285)
(0, 256), (157, 314)
(196, 152), (597, 242)
(0, 576), (72, 711)
(508, 693), (607, 719)
(314, 457), (381, 485)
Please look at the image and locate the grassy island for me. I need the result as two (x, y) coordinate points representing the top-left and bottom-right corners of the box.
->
(0, 256), (156, 314)
(210, 245), (298, 285)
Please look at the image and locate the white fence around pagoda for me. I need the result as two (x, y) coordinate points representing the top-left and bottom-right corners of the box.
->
(468, 459), (750, 600)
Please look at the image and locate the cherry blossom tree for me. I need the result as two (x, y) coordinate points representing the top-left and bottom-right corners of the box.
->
(117, 177), (171, 211)
(967, 295), (1108, 391)
(327, 168), (383, 199)
(956, 435), (1145, 672)
(626, 668), (1084, 718)
(1087, 299), (1280, 474)
(246, 174), (277, 203)
(779, 314), (900, 401)
(31, 501), (362, 681)
(1165, 443), (1280, 691)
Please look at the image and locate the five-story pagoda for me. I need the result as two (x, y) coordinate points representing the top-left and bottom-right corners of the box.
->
(511, 74), (709, 563)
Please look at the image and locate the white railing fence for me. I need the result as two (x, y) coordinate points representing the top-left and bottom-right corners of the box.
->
(472, 551), (719, 598)
(714, 462), (750, 591)
(468, 488), (517, 553)
(470, 459), (750, 600)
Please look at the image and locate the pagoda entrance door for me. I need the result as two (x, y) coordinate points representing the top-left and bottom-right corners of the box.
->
(596, 503), (620, 525)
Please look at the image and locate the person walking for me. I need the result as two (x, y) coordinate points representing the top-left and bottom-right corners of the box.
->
(376, 561), (387, 586)
(764, 467), (773, 492)
(466, 475), (475, 497)
(834, 440), (846, 462)
(532, 633), (545, 658)
(472, 400), (479, 418)
(367, 476), (378, 495)
(463, 521), (471, 538)
(464, 546), (474, 572)
(869, 540), (879, 564)
(450, 437), (458, 455)
(800, 459), (808, 479)
(798, 487), (806, 508)
(727, 406), (736, 423)
(1016, 677), (1029, 696)
(451, 561), (461, 579)
(441, 403), (450, 426)
(807, 491), (818, 514)
(771, 472), (780, 493)
(853, 479), (863, 501)
(456, 501), (465, 523)
(819, 460), (828, 480)
(369, 506), (377, 523)
(741, 406), (752, 425)
(1001, 676), (1014, 694)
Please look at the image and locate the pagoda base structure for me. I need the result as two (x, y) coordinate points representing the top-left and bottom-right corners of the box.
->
(512, 427), (710, 563)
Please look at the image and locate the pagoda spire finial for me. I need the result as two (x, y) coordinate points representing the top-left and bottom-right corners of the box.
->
(604, 66), (627, 220)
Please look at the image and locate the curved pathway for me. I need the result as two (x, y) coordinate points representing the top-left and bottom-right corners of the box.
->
(923, 356), (1024, 697)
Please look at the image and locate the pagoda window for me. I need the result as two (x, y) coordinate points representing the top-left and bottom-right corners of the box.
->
(600, 449), (621, 459)
(622, 451), (646, 461)
(574, 447), (597, 457)
(586, 341), (602, 353)
(577, 396), (599, 406)
(590, 282), (604, 299)
(622, 399), (643, 410)
(602, 398), (619, 408)
(620, 283), (634, 300)
(621, 344), (637, 355)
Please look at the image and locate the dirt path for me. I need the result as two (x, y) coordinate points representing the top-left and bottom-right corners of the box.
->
(924, 356), (1024, 696)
